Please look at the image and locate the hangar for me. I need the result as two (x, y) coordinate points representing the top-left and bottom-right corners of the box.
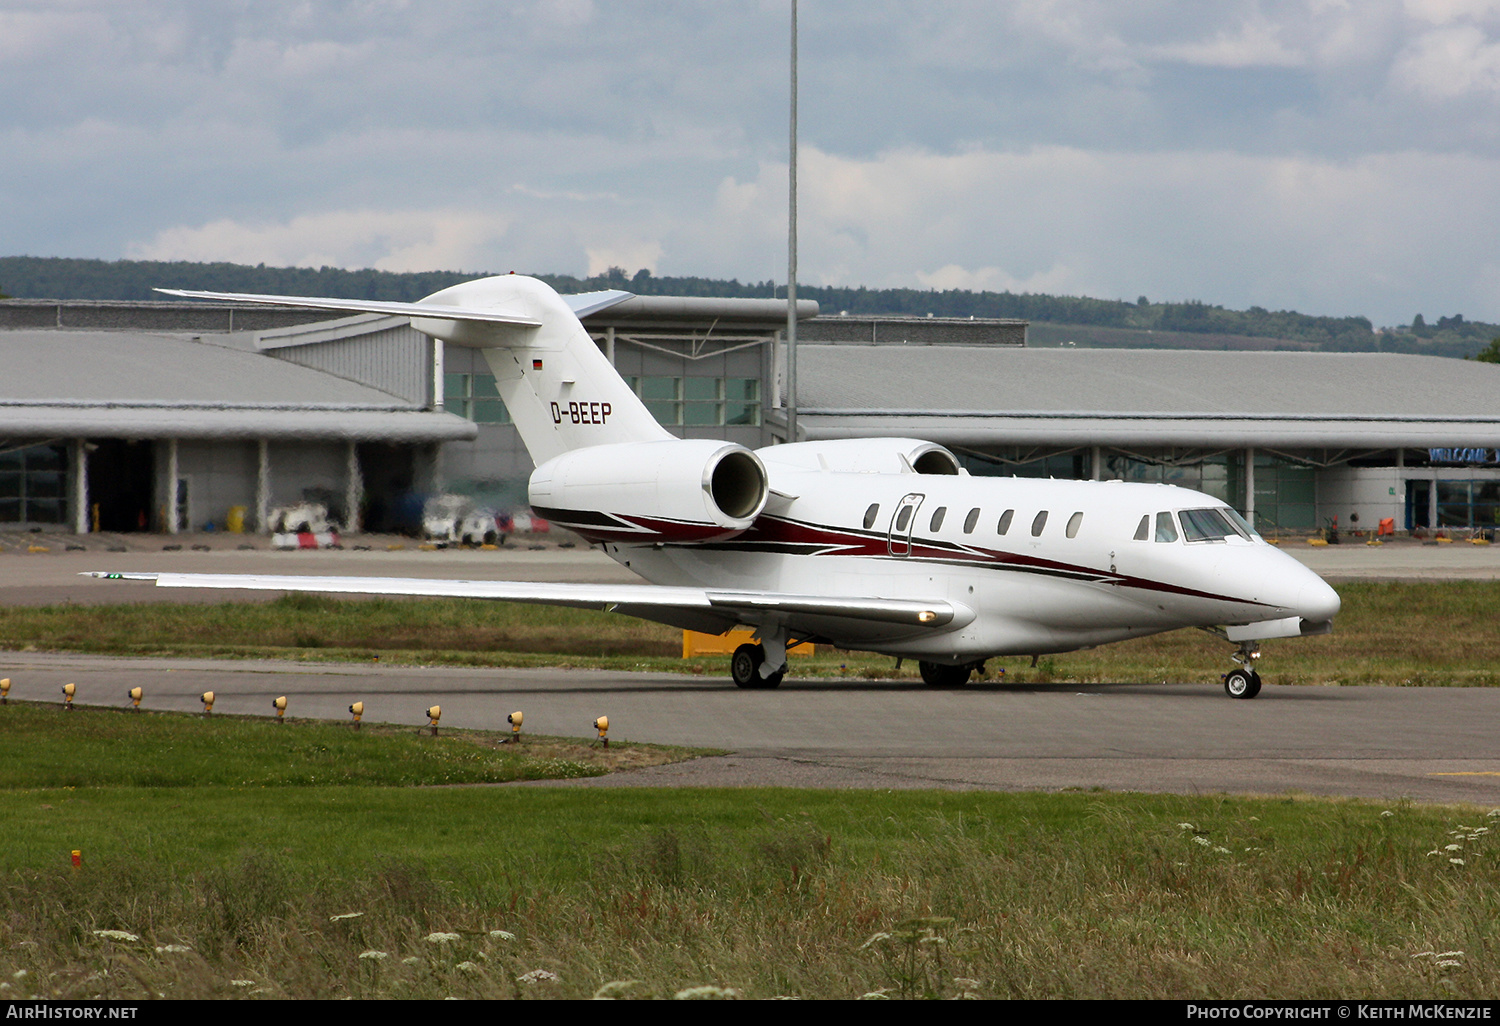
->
(2, 293), (1497, 537)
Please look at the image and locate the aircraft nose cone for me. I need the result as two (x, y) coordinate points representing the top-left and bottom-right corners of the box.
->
(1296, 575), (1341, 623)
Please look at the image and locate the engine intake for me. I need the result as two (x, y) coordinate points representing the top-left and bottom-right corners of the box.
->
(529, 439), (769, 544)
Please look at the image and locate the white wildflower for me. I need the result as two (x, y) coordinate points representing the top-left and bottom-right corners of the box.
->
(1177, 822), (1196, 830)
(673, 985), (739, 999)
(1487, 809), (1500, 818)
(455, 961), (480, 973)
(154, 945), (191, 954)
(517, 969), (560, 984)
(230, 980), (255, 987)
(1445, 844), (1462, 851)
(1193, 835), (1210, 847)
(92, 930), (139, 942)
(402, 957), (422, 966)
(1438, 951), (1465, 958)
(1438, 960), (1463, 968)
(1450, 858), (1465, 865)
(1381, 810), (1394, 817)
(1213, 846), (1231, 854)
(1427, 850), (1443, 856)
(488, 930), (516, 941)
(858, 990), (892, 1000)
(593, 980), (642, 1000)
(329, 912), (364, 922)
(12, 972), (26, 980)
(358, 950), (388, 961)
(1412, 951), (1436, 958)
(424, 932), (462, 944)
(859, 932), (891, 949)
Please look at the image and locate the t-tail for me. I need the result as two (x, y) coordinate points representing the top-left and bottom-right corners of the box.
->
(156, 274), (769, 543)
(408, 275), (671, 465)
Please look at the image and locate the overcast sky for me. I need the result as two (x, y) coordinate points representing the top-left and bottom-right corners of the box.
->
(4, 1), (1500, 326)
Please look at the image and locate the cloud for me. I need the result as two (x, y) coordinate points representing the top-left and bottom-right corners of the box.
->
(126, 208), (513, 273)
(1392, 25), (1500, 97)
(1150, 17), (1306, 68)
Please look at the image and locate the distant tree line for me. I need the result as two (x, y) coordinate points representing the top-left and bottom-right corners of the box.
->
(2, 255), (1495, 358)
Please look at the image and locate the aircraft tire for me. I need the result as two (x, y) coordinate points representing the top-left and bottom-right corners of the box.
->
(919, 660), (971, 687)
(1224, 668), (1261, 699)
(731, 643), (764, 689)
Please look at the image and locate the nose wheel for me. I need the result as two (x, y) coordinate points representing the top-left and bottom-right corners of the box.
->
(1222, 641), (1262, 699)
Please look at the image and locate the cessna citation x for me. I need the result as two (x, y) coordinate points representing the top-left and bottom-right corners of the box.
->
(90, 274), (1340, 698)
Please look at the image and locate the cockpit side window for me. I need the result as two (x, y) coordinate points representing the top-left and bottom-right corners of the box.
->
(1134, 514), (1150, 541)
(1154, 511), (1178, 543)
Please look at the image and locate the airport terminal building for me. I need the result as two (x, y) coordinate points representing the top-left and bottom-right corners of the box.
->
(2, 295), (1498, 536)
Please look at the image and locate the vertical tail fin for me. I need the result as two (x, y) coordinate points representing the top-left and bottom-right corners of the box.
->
(410, 275), (671, 466)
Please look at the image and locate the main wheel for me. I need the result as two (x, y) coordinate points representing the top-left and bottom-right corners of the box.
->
(731, 643), (764, 689)
(1224, 667), (1261, 699)
(919, 660), (971, 687)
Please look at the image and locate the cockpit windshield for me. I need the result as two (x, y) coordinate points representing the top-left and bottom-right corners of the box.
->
(1179, 507), (1256, 543)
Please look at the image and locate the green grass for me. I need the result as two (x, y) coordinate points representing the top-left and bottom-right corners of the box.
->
(2, 581), (1498, 687)
(2, 704), (1500, 999)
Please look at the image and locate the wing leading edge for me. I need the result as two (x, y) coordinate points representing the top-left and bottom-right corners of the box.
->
(84, 572), (969, 643)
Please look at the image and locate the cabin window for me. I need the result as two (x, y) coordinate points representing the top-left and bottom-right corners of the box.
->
(1134, 515), (1150, 541)
(895, 505), (913, 532)
(863, 503), (879, 530)
(1031, 511), (1048, 537)
(929, 506), (947, 531)
(1155, 511), (1178, 543)
(963, 507), (980, 534)
(997, 509), (1014, 535)
(1066, 511), (1083, 538)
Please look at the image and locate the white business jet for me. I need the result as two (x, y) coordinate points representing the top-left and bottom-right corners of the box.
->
(91, 274), (1340, 698)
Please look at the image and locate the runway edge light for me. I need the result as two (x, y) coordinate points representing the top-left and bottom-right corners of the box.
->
(200, 691), (215, 716)
(349, 701), (363, 730)
(425, 705), (441, 736)
(594, 715), (609, 748)
(62, 682), (76, 712)
(507, 710), (523, 743)
(1, 678), (9, 704)
(273, 695), (288, 723)
(128, 686), (143, 711)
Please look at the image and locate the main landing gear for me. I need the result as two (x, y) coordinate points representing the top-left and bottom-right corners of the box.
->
(731, 643), (785, 689)
(918, 660), (985, 687)
(1222, 641), (1262, 699)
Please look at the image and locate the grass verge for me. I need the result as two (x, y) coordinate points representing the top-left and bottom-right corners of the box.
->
(1, 581), (1498, 686)
(2, 705), (1499, 1000)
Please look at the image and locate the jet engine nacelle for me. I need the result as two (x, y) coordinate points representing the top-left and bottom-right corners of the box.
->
(528, 439), (769, 544)
(757, 437), (964, 476)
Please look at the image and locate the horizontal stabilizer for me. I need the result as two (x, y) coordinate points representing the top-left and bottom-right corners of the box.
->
(154, 288), (545, 326)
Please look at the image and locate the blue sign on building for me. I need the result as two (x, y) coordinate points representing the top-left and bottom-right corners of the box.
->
(1428, 448), (1500, 464)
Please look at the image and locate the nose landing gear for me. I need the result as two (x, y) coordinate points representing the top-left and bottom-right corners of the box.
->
(1222, 641), (1262, 699)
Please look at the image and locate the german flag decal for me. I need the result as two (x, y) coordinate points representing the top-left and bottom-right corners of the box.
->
(532, 359), (544, 370)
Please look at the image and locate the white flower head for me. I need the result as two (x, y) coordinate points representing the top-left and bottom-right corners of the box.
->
(424, 932), (462, 944)
(488, 930), (516, 941)
(674, 985), (739, 999)
(1177, 822), (1196, 830)
(518, 969), (560, 984)
(330, 912), (364, 922)
(358, 950), (389, 961)
(1381, 810), (1394, 817)
(92, 930), (140, 942)
(455, 961), (480, 973)
(154, 944), (191, 954)
(230, 980), (255, 987)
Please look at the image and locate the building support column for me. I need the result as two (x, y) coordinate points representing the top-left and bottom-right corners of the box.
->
(432, 338), (445, 410)
(430, 442), (446, 495)
(344, 441), (363, 535)
(71, 438), (89, 535)
(1429, 472), (1439, 530)
(166, 438), (179, 535)
(256, 439), (270, 533)
(1244, 448), (1255, 525)
(606, 325), (615, 367)
(1091, 446), (1102, 481)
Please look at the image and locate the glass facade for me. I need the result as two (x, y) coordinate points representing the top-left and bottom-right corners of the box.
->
(443, 373), (510, 424)
(627, 377), (761, 427)
(1437, 480), (1500, 529)
(0, 443), (67, 526)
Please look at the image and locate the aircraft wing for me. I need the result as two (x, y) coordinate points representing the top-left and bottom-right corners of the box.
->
(152, 287), (635, 323)
(84, 572), (968, 642)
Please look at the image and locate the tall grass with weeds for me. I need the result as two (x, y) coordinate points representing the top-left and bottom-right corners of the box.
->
(3, 786), (1499, 999)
